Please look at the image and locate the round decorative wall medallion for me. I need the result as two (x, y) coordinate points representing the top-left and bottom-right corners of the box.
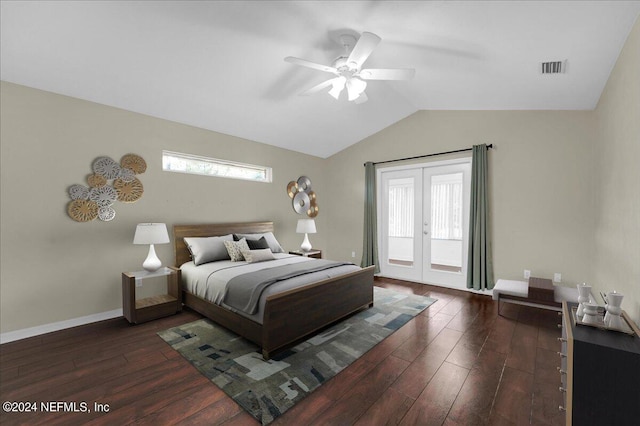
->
(69, 184), (90, 200)
(293, 191), (310, 214)
(297, 176), (312, 193)
(92, 156), (121, 180)
(114, 177), (144, 203)
(286, 181), (299, 199)
(87, 174), (107, 188)
(98, 206), (116, 222)
(121, 154), (147, 174)
(118, 167), (136, 182)
(89, 185), (117, 207)
(68, 200), (99, 222)
(307, 200), (319, 218)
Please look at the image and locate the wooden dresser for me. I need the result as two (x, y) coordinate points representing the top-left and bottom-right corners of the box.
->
(560, 302), (640, 425)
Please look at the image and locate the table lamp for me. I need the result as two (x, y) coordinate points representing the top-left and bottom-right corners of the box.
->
(133, 223), (170, 271)
(296, 219), (316, 252)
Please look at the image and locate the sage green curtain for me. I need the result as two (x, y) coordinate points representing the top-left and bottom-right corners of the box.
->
(361, 162), (380, 273)
(467, 144), (494, 290)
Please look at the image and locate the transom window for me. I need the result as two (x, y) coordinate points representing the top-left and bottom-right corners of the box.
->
(162, 150), (272, 183)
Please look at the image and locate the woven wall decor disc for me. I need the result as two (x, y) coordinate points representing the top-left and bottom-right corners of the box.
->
(118, 167), (136, 183)
(121, 154), (147, 174)
(87, 174), (107, 188)
(92, 156), (121, 180)
(68, 200), (99, 222)
(286, 181), (299, 199)
(98, 206), (116, 222)
(114, 177), (143, 203)
(89, 185), (117, 207)
(69, 184), (90, 200)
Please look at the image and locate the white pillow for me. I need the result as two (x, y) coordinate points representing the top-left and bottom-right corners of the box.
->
(184, 234), (233, 266)
(241, 248), (275, 263)
(224, 238), (250, 262)
(234, 232), (284, 253)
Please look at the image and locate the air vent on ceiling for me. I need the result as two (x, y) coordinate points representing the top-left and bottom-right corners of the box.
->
(541, 60), (567, 74)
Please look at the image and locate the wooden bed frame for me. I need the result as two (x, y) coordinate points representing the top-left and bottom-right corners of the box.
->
(172, 221), (375, 359)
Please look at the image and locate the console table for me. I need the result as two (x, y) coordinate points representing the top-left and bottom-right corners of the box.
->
(559, 302), (640, 424)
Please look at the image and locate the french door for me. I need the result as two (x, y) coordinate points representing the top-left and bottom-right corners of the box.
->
(378, 160), (471, 289)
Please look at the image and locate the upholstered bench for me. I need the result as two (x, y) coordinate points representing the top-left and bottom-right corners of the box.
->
(492, 278), (583, 315)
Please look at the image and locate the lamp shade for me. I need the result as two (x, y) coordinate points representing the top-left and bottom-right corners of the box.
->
(133, 223), (170, 245)
(296, 219), (316, 234)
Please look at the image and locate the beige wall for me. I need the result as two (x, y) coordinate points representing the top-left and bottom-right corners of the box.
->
(593, 18), (640, 324)
(324, 111), (597, 292)
(0, 81), (326, 333)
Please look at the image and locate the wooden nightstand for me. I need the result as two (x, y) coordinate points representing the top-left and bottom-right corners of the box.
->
(289, 249), (322, 259)
(122, 267), (182, 324)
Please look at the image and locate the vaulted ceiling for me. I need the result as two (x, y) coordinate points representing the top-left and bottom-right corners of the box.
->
(2, 1), (639, 158)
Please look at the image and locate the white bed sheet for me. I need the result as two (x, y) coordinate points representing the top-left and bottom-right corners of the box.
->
(180, 253), (361, 323)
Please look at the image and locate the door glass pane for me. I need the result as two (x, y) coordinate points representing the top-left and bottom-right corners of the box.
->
(430, 173), (463, 272)
(387, 177), (414, 266)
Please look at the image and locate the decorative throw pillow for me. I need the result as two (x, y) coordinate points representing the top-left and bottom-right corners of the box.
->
(234, 232), (284, 253)
(224, 238), (250, 262)
(234, 235), (271, 251)
(184, 234), (233, 266)
(241, 248), (275, 263)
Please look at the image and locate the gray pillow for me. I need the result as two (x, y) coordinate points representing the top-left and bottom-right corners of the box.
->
(184, 234), (233, 266)
(241, 248), (275, 263)
(234, 232), (284, 253)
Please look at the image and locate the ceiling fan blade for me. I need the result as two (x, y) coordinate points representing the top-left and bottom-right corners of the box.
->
(300, 78), (340, 96)
(346, 32), (381, 69)
(285, 57), (338, 74)
(358, 68), (416, 80)
(354, 92), (368, 104)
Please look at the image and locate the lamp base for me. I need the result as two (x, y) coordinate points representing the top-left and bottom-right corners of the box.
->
(142, 244), (162, 272)
(300, 233), (312, 252)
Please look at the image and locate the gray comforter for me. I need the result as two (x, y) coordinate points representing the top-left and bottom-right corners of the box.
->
(223, 259), (354, 314)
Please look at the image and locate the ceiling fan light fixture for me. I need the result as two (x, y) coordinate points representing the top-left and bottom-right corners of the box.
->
(346, 77), (367, 101)
(328, 76), (346, 99)
(285, 31), (413, 104)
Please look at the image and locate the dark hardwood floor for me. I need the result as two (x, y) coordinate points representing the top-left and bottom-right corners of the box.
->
(0, 278), (565, 425)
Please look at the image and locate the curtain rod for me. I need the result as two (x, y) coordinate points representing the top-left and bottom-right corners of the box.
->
(365, 144), (493, 166)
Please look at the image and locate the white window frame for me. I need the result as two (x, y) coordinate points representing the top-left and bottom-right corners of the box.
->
(162, 150), (272, 183)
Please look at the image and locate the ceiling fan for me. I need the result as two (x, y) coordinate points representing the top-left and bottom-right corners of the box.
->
(285, 32), (415, 104)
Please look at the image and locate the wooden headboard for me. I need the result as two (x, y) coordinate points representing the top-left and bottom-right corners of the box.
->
(173, 221), (274, 267)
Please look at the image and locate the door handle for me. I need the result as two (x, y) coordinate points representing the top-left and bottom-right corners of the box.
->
(423, 231), (429, 235)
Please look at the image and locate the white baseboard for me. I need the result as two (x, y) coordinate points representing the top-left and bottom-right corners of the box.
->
(376, 274), (493, 296)
(0, 308), (124, 345)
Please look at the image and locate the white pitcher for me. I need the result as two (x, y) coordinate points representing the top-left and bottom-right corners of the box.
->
(576, 283), (591, 317)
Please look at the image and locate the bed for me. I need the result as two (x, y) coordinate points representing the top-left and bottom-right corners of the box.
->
(172, 221), (375, 359)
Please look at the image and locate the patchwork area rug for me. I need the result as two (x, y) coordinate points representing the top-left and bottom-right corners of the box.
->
(158, 286), (435, 425)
